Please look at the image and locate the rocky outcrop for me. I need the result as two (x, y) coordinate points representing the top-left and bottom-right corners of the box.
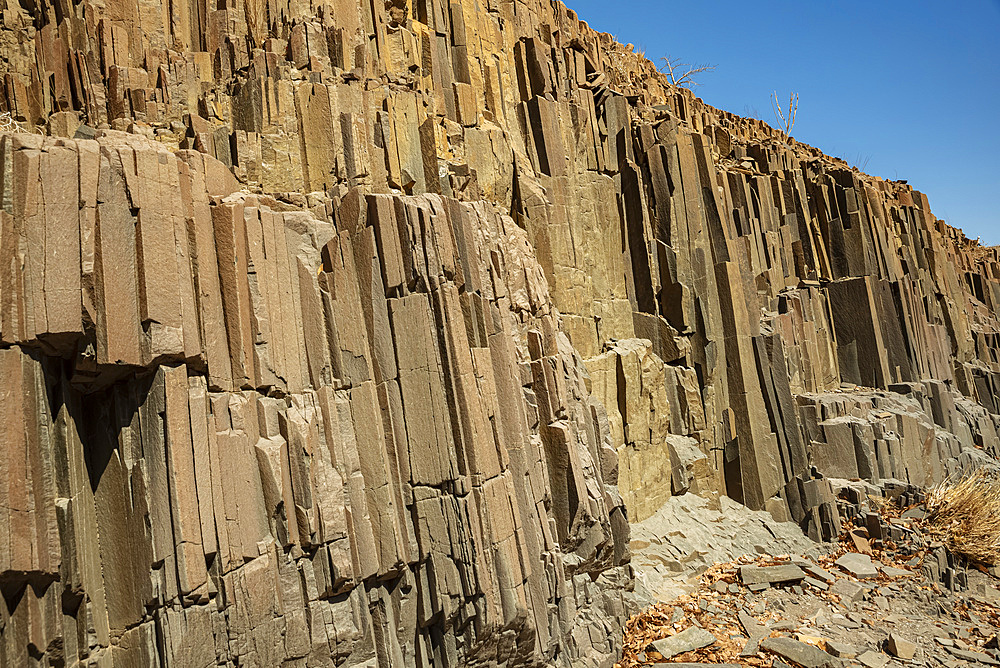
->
(1, 0), (999, 665)
(0, 132), (631, 666)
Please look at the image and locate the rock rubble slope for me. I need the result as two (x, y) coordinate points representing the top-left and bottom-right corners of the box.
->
(619, 487), (1000, 668)
(1, 0), (999, 666)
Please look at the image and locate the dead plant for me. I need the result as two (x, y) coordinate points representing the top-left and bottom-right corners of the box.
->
(659, 56), (715, 89)
(925, 468), (1000, 565)
(770, 90), (798, 136)
(0, 111), (26, 133)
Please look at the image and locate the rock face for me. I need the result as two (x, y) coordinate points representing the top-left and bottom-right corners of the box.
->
(0, 134), (630, 666)
(0, 132), (628, 666)
(1, 0), (999, 665)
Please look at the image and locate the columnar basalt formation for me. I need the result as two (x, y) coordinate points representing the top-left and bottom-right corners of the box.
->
(0, 133), (630, 666)
(1, 0), (999, 665)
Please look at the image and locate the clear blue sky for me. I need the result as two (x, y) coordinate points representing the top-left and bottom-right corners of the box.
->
(565, 0), (1000, 245)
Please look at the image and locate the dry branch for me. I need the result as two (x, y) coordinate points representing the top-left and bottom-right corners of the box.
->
(770, 90), (799, 136)
(659, 56), (715, 88)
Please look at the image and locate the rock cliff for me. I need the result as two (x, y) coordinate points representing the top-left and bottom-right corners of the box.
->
(1, 0), (998, 666)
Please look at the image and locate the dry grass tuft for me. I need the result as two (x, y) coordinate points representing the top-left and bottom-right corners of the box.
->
(925, 468), (1000, 565)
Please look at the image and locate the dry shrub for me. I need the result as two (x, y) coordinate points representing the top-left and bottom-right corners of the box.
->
(925, 468), (1000, 565)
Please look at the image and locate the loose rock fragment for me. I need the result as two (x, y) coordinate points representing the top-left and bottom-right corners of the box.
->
(649, 627), (718, 659)
(835, 553), (880, 579)
(739, 564), (806, 586)
(825, 641), (859, 659)
(857, 650), (891, 668)
(760, 637), (843, 668)
(886, 633), (917, 660)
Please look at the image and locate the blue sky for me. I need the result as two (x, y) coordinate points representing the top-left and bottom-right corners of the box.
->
(565, 0), (1000, 245)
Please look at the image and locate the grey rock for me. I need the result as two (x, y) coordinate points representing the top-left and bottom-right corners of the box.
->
(831, 578), (866, 602)
(73, 124), (97, 140)
(738, 610), (767, 657)
(649, 626), (717, 659)
(738, 610), (766, 637)
(857, 650), (890, 668)
(880, 565), (912, 578)
(802, 562), (836, 583)
(825, 641), (859, 659)
(947, 646), (1000, 665)
(835, 553), (879, 579)
(740, 564), (806, 585)
(740, 635), (763, 657)
(760, 637), (843, 668)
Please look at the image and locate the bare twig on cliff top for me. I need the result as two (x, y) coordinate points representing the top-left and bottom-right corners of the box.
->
(925, 468), (1000, 565)
(770, 90), (799, 136)
(0, 111), (27, 133)
(659, 56), (715, 88)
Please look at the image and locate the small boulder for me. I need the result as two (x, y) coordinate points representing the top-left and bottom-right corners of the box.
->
(835, 552), (879, 579)
(886, 633), (916, 660)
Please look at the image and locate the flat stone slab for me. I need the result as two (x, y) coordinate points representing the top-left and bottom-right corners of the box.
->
(857, 650), (890, 668)
(831, 578), (866, 601)
(946, 646), (1000, 665)
(739, 564), (806, 585)
(825, 641), (859, 659)
(802, 562), (836, 583)
(880, 565), (912, 578)
(737, 610), (766, 637)
(835, 552), (879, 579)
(650, 626), (717, 659)
(737, 610), (767, 656)
(760, 637), (842, 668)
